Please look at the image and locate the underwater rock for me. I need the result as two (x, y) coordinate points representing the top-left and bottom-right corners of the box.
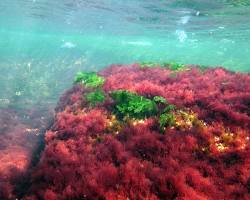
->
(24, 64), (250, 200)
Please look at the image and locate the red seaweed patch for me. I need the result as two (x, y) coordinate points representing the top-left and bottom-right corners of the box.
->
(25, 64), (250, 200)
(0, 106), (53, 200)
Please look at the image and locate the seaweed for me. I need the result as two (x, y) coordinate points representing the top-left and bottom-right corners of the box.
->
(110, 90), (178, 131)
(159, 112), (175, 130)
(163, 62), (187, 71)
(159, 104), (176, 132)
(163, 104), (176, 112)
(153, 96), (168, 104)
(23, 64), (250, 200)
(110, 90), (157, 119)
(139, 61), (187, 71)
(139, 61), (160, 68)
(74, 72), (105, 88)
(86, 89), (106, 106)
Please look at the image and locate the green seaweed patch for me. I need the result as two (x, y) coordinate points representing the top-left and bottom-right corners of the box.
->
(74, 72), (105, 88)
(140, 61), (161, 68)
(159, 113), (175, 131)
(163, 62), (187, 71)
(86, 89), (106, 106)
(139, 61), (188, 71)
(110, 90), (158, 119)
(110, 89), (178, 132)
(158, 104), (176, 133)
(163, 104), (176, 112)
(153, 96), (168, 104)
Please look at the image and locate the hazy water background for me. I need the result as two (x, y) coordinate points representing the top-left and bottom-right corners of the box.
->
(0, 0), (250, 108)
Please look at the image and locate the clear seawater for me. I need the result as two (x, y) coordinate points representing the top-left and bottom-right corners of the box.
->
(0, 0), (250, 108)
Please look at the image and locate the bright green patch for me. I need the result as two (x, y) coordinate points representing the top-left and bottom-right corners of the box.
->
(159, 113), (175, 130)
(140, 61), (160, 68)
(163, 104), (176, 112)
(153, 96), (168, 104)
(86, 89), (106, 106)
(74, 72), (105, 88)
(166, 62), (186, 71)
(111, 90), (158, 119)
(139, 61), (187, 71)
(110, 90), (177, 132)
(159, 104), (176, 133)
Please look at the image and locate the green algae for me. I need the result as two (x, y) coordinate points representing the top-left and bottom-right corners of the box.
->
(74, 72), (105, 88)
(86, 89), (106, 106)
(110, 90), (158, 119)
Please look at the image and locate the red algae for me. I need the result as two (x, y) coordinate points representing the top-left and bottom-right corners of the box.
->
(0, 107), (53, 200)
(24, 64), (250, 200)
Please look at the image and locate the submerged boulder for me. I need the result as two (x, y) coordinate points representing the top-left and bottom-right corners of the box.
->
(25, 63), (250, 200)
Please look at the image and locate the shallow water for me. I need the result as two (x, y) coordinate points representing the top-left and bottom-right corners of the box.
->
(1, 0), (250, 108)
(0, 1), (250, 199)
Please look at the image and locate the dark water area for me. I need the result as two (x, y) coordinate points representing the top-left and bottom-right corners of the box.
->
(0, 0), (250, 199)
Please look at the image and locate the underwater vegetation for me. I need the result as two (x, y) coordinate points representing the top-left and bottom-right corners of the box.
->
(86, 89), (106, 106)
(139, 61), (187, 72)
(74, 72), (105, 88)
(2, 63), (249, 200)
(0, 106), (54, 200)
(110, 90), (158, 119)
(20, 63), (250, 200)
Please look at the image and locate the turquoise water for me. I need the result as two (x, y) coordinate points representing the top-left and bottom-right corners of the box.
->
(0, 0), (250, 107)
